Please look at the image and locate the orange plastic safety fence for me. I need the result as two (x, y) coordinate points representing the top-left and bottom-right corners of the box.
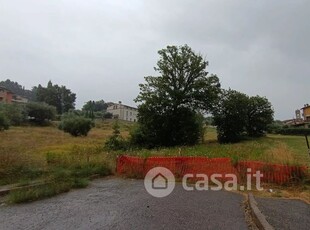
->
(116, 155), (308, 185)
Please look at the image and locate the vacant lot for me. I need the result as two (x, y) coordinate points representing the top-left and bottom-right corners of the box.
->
(0, 120), (309, 202)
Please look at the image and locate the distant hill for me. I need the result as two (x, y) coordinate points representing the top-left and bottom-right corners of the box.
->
(0, 79), (35, 100)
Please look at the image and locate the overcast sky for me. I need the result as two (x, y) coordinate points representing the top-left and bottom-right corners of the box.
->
(0, 0), (309, 119)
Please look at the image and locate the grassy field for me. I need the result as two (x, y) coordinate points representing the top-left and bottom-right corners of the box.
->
(130, 127), (310, 167)
(0, 120), (309, 202)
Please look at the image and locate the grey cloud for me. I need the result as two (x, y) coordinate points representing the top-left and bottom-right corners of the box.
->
(0, 0), (309, 119)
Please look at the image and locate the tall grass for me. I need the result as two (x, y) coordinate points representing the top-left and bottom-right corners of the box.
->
(1, 122), (310, 203)
(7, 182), (72, 203)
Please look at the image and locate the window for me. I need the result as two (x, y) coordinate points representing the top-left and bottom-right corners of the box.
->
(130, 112), (132, 116)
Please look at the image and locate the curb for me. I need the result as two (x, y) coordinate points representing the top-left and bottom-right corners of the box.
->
(248, 193), (274, 230)
(0, 175), (103, 197)
(0, 182), (48, 197)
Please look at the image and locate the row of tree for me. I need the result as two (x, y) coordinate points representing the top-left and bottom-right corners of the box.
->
(0, 102), (56, 129)
(2, 44), (274, 146)
(0, 79), (76, 114)
(0, 79), (35, 100)
(129, 45), (274, 147)
(82, 100), (113, 119)
(34, 81), (76, 114)
(1, 79), (113, 118)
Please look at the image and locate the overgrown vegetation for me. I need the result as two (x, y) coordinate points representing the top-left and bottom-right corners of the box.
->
(2, 143), (112, 203)
(59, 114), (94, 136)
(105, 121), (129, 150)
(0, 103), (27, 125)
(26, 102), (57, 125)
(0, 113), (10, 131)
(0, 102), (57, 127)
(277, 127), (310, 136)
(0, 122), (309, 203)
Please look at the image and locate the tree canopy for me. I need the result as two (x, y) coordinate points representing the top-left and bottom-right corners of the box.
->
(0, 79), (35, 100)
(246, 96), (274, 137)
(132, 45), (221, 147)
(33, 81), (76, 114)
(213, 89), (274, 143)
(135, 45), (221, 113)
(26, 102), (56, 124)
(82, 100), (109, 119)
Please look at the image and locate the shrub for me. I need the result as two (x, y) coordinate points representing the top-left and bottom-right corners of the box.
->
(26, 102), (56, 125)
(0, 113), (10, 131)
(105, 121), (129, 150)
(0, 104), (27, 125)
(131, 106), (205, 148)
(266, 121), (284, 134)
(59, 115), (94, 136)
(103, 112), (113, 119)
(278, 128), (310, 136)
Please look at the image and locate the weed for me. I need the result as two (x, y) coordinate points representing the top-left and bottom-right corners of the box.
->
(7, 182), (71, 203)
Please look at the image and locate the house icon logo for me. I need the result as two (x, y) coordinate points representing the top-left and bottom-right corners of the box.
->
(144, 167), (175, 198)
(152, 173), (168, 190)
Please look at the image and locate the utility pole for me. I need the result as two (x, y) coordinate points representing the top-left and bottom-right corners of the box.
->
(305, 135), (310, 156)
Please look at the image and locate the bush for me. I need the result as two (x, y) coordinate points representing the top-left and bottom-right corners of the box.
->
(0, 104), (27, 125)
(105, 135), (129, 150)
(278, 128), (310, 136)
(0, 113), (10, 131)
(131, 106), (205, 148)
(266, 121), (284, 134)
(26, 102), (56, 125)
(105, 121), (129, 150)
(59, 115), (94, 136)
(103, 112), (113, 119)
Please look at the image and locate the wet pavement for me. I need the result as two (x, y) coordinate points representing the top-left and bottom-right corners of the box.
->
(256, 197), (310, 230)
(0, 178), (248, 230)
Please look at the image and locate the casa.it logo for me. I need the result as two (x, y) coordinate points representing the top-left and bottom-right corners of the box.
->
(144, 167), (264, 197)
(144, 167), (175, 198)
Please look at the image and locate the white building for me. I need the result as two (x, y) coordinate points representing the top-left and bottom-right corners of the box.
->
(107, 102), (138, 122)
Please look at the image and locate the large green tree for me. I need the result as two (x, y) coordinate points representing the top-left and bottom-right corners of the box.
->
(246, 96), (274, 137)
(132, 45), (221, 147)
(82, 100), (108, 112)
(213, 90), (249, 143)
(213, 90), (274, 143)
(26, 102), (56, 124)
(34, 81), (76, 114)
(82, 100), (108, 119)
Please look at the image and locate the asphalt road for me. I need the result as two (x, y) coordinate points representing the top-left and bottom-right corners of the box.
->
(0, 178), (249, 230)
(256, 197), (310, 230)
